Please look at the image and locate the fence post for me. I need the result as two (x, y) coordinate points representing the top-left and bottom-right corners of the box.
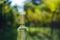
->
(17, 12), (27, 40)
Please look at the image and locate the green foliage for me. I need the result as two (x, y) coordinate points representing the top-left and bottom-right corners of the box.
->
(17, 27), (60, 40)
(0, 0), (60, 40)
(24, 0), (60, 27)
(0, 0), (20, 40)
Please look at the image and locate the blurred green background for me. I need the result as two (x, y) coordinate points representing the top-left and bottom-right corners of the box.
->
(0, 0), (60, 40)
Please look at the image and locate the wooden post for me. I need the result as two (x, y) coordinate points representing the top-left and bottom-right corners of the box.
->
(17, 12), (27, 40)
(20, 14), (25, 25)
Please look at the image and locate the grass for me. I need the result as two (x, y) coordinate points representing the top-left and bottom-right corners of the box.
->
(17, 27), (51, 40)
